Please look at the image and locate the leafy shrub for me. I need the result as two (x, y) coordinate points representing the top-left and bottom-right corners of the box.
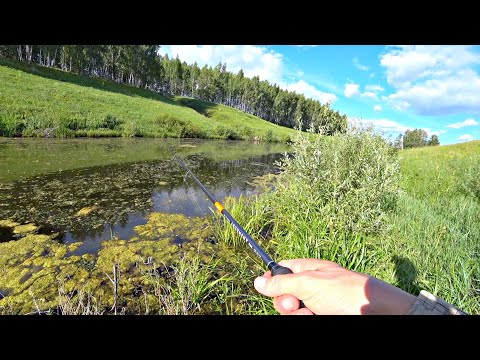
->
(213, 124), (241, 140)
(0, 113), (25, 136)
(273, 124), (400, 235)
(102, 114), (123, 130)
(154, 115), (203, 138)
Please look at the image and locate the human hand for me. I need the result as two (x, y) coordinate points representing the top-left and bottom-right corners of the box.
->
(254, 258), (416, 315)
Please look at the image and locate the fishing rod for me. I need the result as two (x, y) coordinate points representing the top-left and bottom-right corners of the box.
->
(173, 154), (296, 277)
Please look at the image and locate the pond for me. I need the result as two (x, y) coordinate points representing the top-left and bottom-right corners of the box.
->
(0, 138), (290, 255)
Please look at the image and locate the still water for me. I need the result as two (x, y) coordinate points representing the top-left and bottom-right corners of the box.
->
(0, 137), (290, 255)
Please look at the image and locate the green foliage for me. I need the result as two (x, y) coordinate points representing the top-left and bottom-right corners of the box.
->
(402, 129), (440, 149)
(275, 124), (400, 235)
(154, 114), (204, 138)
(427, 134), (440, 146)
(213, 124), (241, 140)
(263, 129), (275, 142)
(0, 112), (25, 136)
(403, 128), (428, 149)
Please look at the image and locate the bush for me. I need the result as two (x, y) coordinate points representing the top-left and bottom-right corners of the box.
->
(0, 113), (25, 136)
(213, 124), (241, 140)
(273, 124), (400, 235)
(102, 114), (123, 130)
(154, 115), (203, 138)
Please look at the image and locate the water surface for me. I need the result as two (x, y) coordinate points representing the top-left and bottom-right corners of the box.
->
(0, 138), (289, 255)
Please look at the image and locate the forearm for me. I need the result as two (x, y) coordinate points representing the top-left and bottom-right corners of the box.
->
(361, 276), (417, 315)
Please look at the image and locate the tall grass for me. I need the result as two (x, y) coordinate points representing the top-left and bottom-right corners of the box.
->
(214, 130), (480, 314)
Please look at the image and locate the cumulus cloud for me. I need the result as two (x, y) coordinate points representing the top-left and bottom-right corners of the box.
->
(287, 80), (337, 104)
(380, 46), (480, 115)
(459, 134), (474, 141)
(360, 118), (410, 133)
(374, 105), (382, 112)
(344, 83), (360, 97)
(432, 130), (447, 136)
(447, 118), (479, 129)
(361, 92), (378, 100)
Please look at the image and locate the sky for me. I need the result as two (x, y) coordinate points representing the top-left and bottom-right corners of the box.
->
(158, 45), (480, 145)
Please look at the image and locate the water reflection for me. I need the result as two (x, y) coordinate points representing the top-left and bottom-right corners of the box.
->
(1, 151), (284, 254)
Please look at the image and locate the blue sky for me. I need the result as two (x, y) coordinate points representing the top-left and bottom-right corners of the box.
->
(158, 45), (480, 145)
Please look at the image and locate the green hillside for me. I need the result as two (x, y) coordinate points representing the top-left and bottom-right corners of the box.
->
(0, 58), (298, 142)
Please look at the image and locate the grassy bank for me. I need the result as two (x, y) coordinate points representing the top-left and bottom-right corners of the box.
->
(0, 58), (298, 142)
(213, 133), (480, 314)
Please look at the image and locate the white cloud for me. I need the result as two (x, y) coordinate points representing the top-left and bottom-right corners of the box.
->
(287, 80), (337, 104)
(348, 117), (408, 134)
(459, 134), (474, 141)
(432, 130), (447, 136)
(386, 69), (480, 115)
(344, 83), (360, 97)
(374, 105), (382, 112)
(361, 91), (378, 100)
(365, 85), (384, 92)
(345, 83), (381, 100)
(380, 45), (480, 87)
(361, 118), (409, 133)
(353, 57), (369, 71)
(447, 118), (479, 129)
(380, 46), (480, 115)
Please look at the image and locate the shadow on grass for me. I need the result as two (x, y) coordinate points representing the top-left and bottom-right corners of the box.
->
(174, 97), (218, 118)
(392, 255), (421, 296)
(0, 58), (176, 105)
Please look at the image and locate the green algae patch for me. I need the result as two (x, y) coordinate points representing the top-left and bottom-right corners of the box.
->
(0, 212), (251, 314)
(0, 233), (81, 313)
(133, 212), (211, 243)
(13, 223), (39, 235)
(75, 205), (100, 217)
(0, 219), (20, 228)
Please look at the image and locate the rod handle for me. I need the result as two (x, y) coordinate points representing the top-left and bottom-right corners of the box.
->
(270, 264), (306, 309)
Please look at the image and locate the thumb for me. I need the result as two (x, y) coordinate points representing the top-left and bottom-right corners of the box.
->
(254, 274), (300, 298)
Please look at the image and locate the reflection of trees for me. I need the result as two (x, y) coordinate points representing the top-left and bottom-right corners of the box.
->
(0, 152), (284, 242)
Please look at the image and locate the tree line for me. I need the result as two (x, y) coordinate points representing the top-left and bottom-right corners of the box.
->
(0, 45), (347, 135)
(393, 129), (440, 149)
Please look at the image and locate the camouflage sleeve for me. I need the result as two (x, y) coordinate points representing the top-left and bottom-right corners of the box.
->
(407, 290), (467, 315)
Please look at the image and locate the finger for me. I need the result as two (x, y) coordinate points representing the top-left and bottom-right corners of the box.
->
(254, 272), (307, 298)
(273, 294), (300, 313)
(260, 270), (272, 279)
(278, 258), (339, 273)
(284, 307), (314, 315)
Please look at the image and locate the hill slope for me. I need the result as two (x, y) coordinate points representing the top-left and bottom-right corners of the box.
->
(0, 58), (298, 142)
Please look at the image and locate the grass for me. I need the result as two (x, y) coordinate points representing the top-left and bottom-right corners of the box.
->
(5, 136), (477, 315)
(0, 58), (299, 142)
(212, 133), (480, 315)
